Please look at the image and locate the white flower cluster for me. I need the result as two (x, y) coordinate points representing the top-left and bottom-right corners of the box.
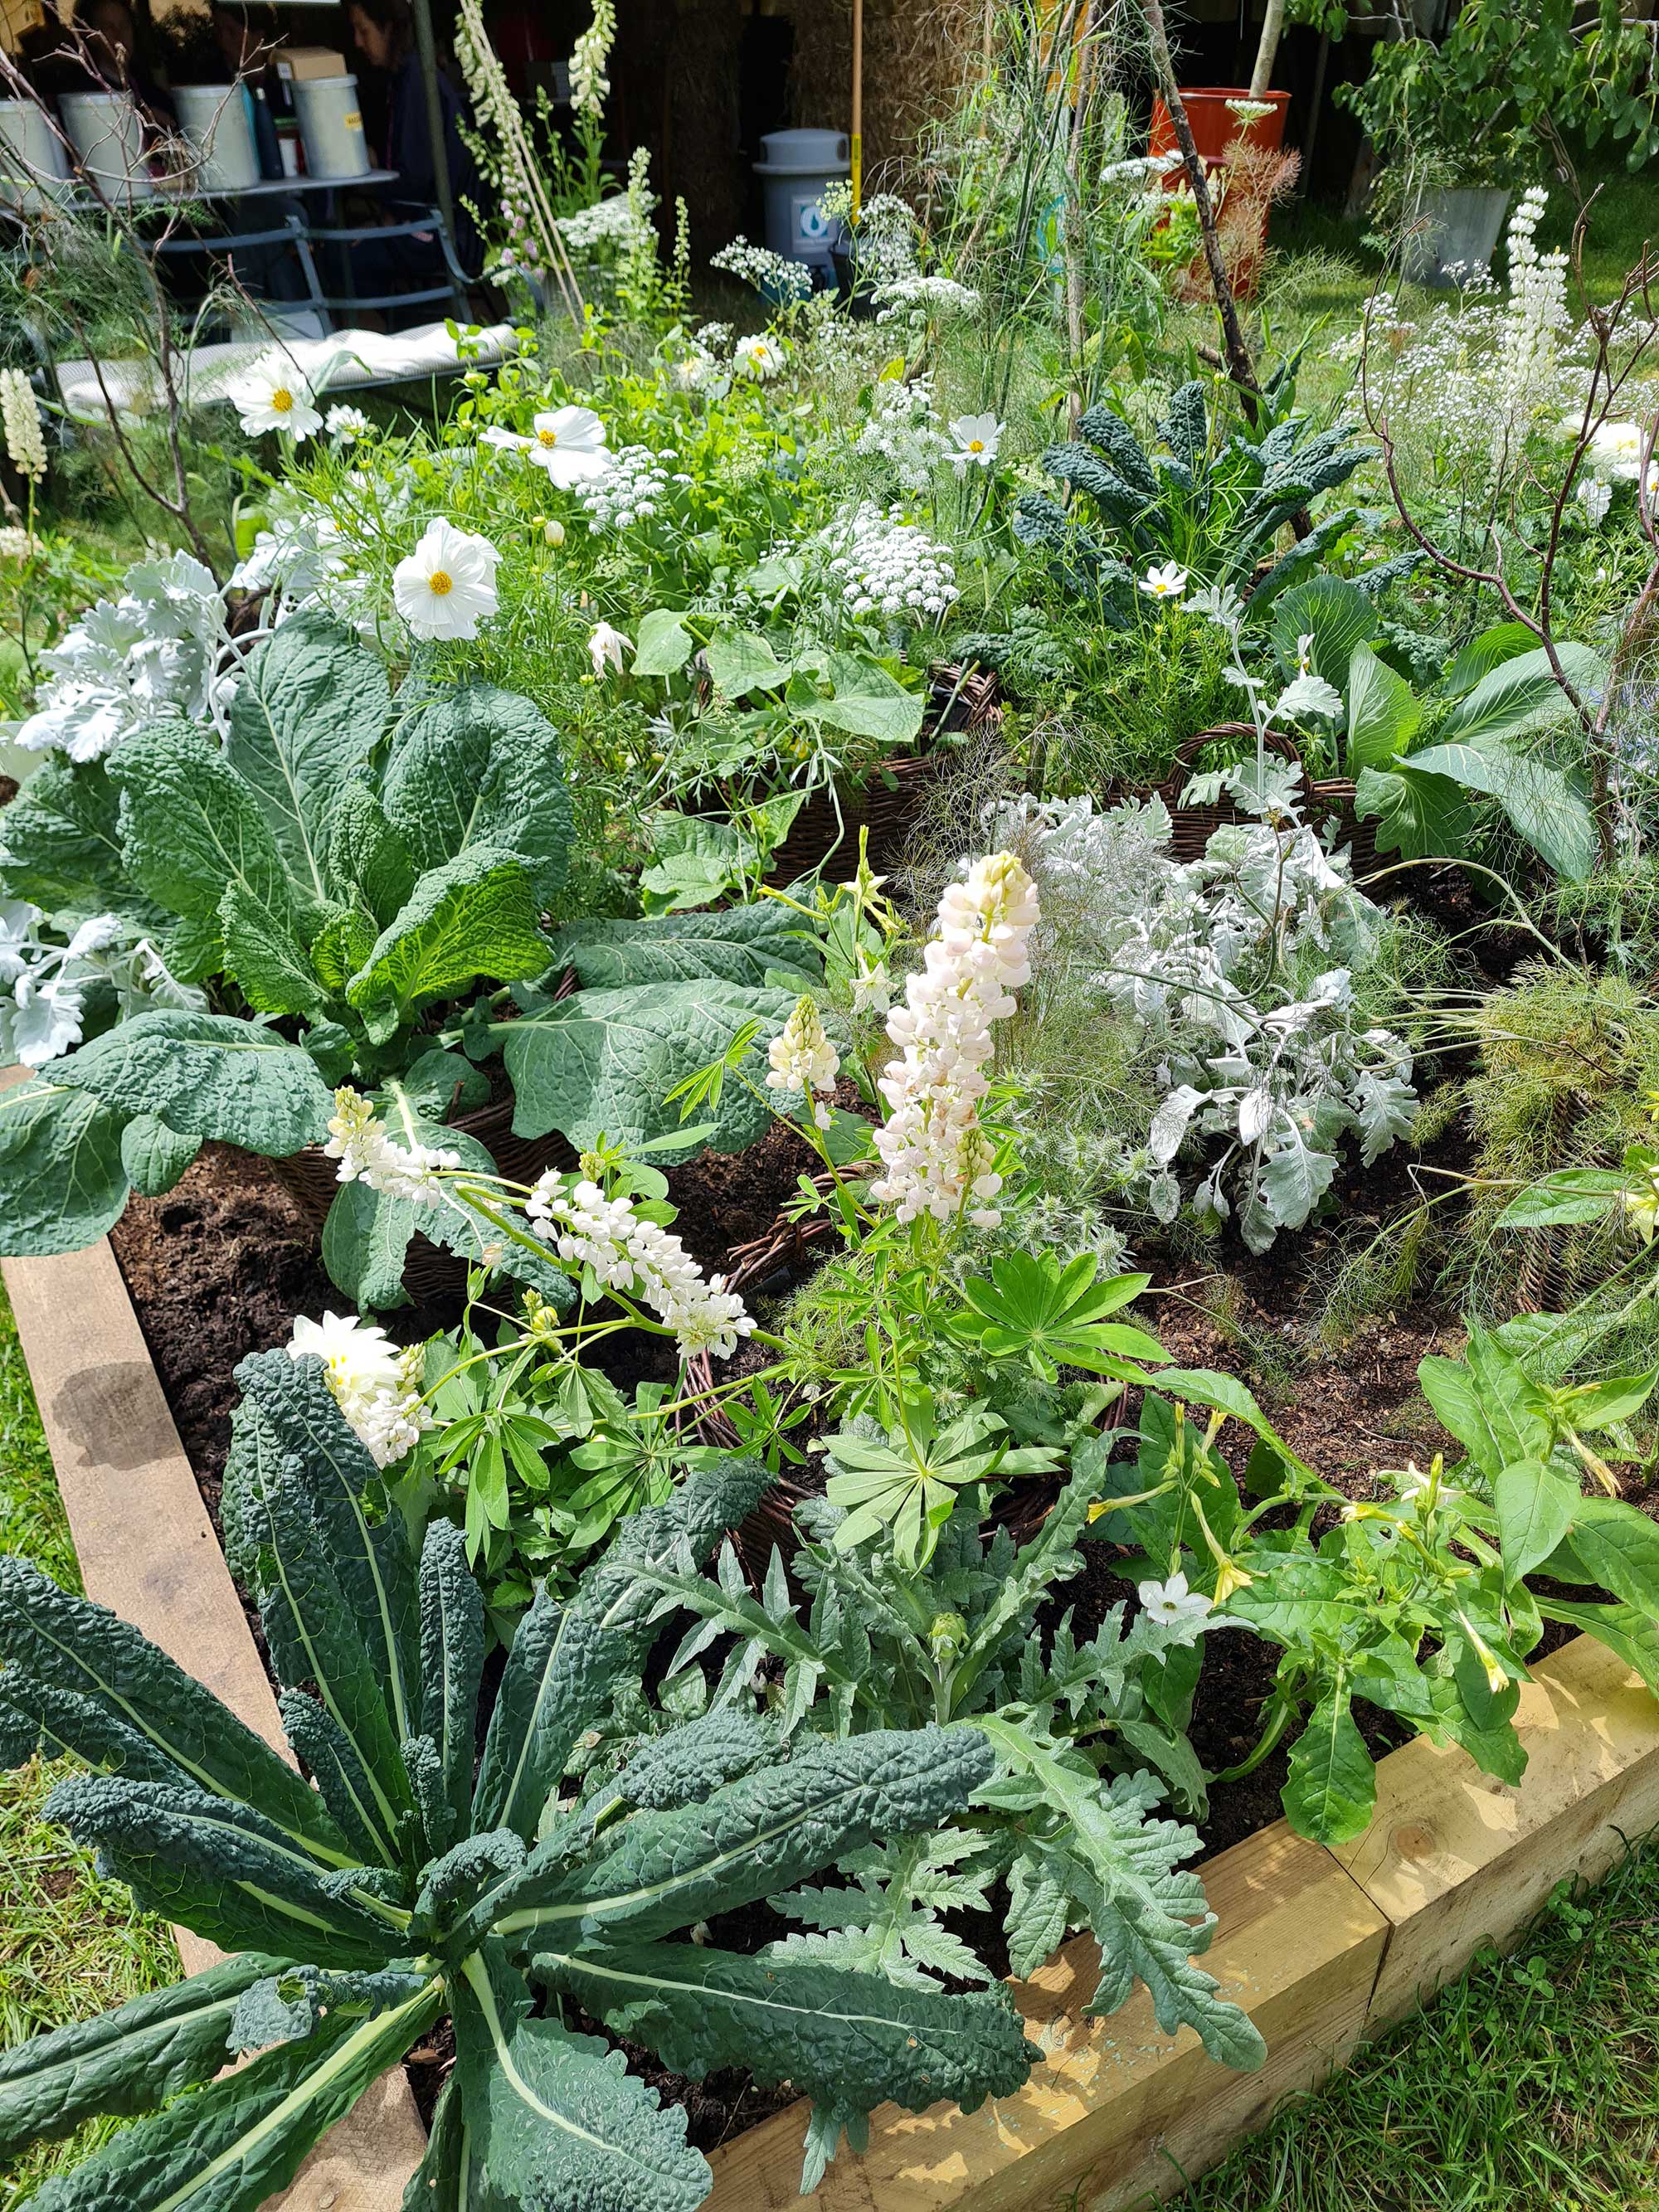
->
(324, 1089), (463, 1203)
(0, 901), (204, 1067)
(525, 1174), (753, 1359)
(288, 1310), (431, 1469)
(710, 236), (814, 303)
(873, 272), (980, 333)
(1337, 187), (1586, 484)
(766, 996), (840, 1127)
(853, 376), (951, 493)
(569, 0), (615, 116)
(870, 851), (1039, 1228)
(991, 793), (1417, 1251)
(0, 526), (31, 562)
(17, 552), (233, 761)
(578, 444), (679, 530)
(0, 367), (46, 479)
(553, 192), (653, 258)
(829, 503), (960, 625)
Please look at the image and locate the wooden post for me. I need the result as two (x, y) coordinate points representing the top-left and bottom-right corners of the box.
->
(409, 0), (455, 242)
(850, 0), (863, 215)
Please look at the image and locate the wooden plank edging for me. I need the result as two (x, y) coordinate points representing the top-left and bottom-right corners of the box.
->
(6, 1236), (1659, 2212)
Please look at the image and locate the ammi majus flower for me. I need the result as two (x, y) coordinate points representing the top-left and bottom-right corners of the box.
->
(392, 518), (500, 641)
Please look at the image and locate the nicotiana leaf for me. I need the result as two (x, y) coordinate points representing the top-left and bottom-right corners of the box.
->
(1282, 1683), (1375, 1844)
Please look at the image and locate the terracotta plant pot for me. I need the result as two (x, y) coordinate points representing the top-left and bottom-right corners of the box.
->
(1147, 88), (1292, 295)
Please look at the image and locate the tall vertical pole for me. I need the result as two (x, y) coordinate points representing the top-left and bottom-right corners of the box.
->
(849, 0), (863, 215)
(410, 0), (455, 238)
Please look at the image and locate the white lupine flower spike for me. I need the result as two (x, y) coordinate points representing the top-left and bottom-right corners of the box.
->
(288, 1310), (431, 1468)
(525, 1174), (753, 1360)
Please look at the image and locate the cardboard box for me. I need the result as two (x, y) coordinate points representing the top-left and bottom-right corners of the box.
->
(276, 46), (348, 81)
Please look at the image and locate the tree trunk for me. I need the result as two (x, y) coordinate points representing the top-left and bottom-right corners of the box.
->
(1248, 0), (1286, 97)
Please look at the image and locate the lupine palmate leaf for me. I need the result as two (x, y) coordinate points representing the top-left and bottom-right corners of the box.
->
(538, 1938), (1037, 2161)
(229, 1348), (421, 1744)
(420, 1519), (486, 1852)
(46, 1775), (399, 1966)
(473, 1456), (770, 1840)
(0, 1555), (349, 1864)
(0, 1952), (284, 2158)
(27, 1979), (440, 2212)
(495, 1728), (995, 1947)
(454, 1942), (708, 2212)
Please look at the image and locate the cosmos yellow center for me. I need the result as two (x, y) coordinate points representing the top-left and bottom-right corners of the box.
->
(538, 427), (558, 446)
(428, 569), (454, 596)
(968, 439), (985, 453)
(270, 387), (294, 414)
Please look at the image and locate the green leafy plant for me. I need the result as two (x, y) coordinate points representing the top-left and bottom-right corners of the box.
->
(0, 1354), (1036, 2209)
(0, 618), (807, 1297)
(624, 1456), (1265, 2070)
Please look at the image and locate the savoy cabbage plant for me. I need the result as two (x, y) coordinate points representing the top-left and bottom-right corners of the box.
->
(995, 789), (1418, 1250)
(0, 1352), (1036, 2209)
(617, 1459), (1267, 2072)
(0, 612), (807, 1299)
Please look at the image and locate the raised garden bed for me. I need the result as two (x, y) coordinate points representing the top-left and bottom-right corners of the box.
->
(9, 1230), (1658, 2212)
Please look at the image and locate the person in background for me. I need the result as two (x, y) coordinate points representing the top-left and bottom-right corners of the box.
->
(71, 0), (175, 125)
(344, 0), (480, 274)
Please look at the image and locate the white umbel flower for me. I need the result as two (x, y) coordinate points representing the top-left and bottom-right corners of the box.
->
(869, 850), (1039, 1229)
(0, 369), (46, 479)
(324, 1087), (463, 1203)
(525, 1173), (754, 1360)
(766, 996), (840, 1126)
(392, 518), (500, 641)
(228, 352), (323, 440)
(288, 1310), (431, 1469)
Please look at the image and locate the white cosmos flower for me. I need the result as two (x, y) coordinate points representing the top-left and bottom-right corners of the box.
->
(228, 353), (323, 440)
(588, 620), (630, 676)
(1579, 476), (1613, 524)
(392, 518), (500, 641)
(527, 406), (610, 488)
(734, 333), (783, 380)
(948, 412), (1002, 471)
(1136, 1570), (1213, 1630)
(1139, 560), (1189, 601)
(325, 403), (370, 442)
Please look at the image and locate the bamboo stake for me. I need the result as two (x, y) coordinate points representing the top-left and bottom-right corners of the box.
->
(850, 0), (864, 215)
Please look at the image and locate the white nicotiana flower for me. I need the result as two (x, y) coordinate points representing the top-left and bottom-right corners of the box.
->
(948, 412), (1002, 473)
(1140, 560), (1189, 601)
(766, 996), (840, 1126)
(324, 403), (370, 442)
(324, 1088), (463, 1203)
(850, 950), (893, 1018)
(1136, 1571), (1213, 1630)
(733, 333), (784, 381)
(228, 352), (324, 440)
(588, 620), (630, 676)
(392, 518), (500, 642)
(0, 368), (46, 479)
(524, 1173), (753, 1360)
(869, 851), (1039, 1229)
(288, 1310), (432, 1469)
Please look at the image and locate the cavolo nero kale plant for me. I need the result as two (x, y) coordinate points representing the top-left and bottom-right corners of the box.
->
(0, 1350), (1036, 2210)
(0, 610), (808, 1302)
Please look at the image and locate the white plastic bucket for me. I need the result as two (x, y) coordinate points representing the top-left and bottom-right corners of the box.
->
(59, 89), (153, 204)
(292, 74), (369, 180)
(0, 99), (71, 213)
(173, 82), (260, 193)
(753, 126), (849, 274)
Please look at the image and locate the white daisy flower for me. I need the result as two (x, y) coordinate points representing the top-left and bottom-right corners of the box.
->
(1139, 560), (1189, 601)
(734, 333), (784, 381)
(948, 412), (1002, 471)
(228, 353), (323, 440)
(588, 619), (631, 677)
(392, 518), (500, 642)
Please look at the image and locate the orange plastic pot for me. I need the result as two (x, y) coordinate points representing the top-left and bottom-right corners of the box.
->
(1148, 87), (1289, 171)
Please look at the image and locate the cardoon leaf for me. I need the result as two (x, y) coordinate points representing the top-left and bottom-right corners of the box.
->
(46, 1775), (401, 1965)
(27, 1980), (440, 2212)
(453, 1942), (708, 2212)
(0, 1556), (349, 1865)
(537, 1940), (1036, 2136)
(0, 1952), (282, 2158)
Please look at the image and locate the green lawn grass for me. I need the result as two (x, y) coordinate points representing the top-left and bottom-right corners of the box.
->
(0, 1285), (176, 2210)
